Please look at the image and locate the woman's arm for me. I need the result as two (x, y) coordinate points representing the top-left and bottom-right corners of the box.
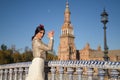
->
(39, 39), (54, 51)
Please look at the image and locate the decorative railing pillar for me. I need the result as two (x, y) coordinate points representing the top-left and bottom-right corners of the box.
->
(19, 67), (23, 80)
(50, 67), (56, 80)
(76, 67), (83, 80)
(59, 66), (64, 80)
(9, 68), (13, 80)
(24, 67), (28, 79)
(98, 68), (105, 80)
(0, 69), (3, 80)
(14, 68), (18, 80)
(4, 69), (8, 80)
(87, 68), (94, 80)
(110, 69), (119, 80)
(67, 67), (74, 80)
(44, 61), (50, 80)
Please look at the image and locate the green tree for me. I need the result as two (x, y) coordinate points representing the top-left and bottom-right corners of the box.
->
(1, 44), (7, 51)
(0, 50), (13, 64)
(12, 52), (22, 63)
(46, 51), (58, 60)
(0, 50), (6, 64)
(21, 50), (33, 62)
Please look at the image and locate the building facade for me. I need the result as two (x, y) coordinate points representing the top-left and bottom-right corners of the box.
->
(57, 1), (120, 61)
(58, 1), (77, 60)
(79, 43), (120, 61)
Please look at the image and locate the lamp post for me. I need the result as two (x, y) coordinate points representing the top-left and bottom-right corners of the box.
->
(101, 9), (109, 61)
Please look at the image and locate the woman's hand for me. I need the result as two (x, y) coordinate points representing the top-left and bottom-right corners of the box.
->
(48, 31), (54, 39)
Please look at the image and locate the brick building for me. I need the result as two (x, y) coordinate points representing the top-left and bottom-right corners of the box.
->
(57, 1), (120, 61)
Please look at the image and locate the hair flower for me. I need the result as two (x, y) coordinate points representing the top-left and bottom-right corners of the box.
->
(39, 24), (44, 29)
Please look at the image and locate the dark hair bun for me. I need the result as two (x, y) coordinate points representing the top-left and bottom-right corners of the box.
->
(38, 24), (44, 29)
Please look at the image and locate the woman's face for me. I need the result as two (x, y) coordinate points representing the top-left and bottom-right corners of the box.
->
(35, 30), (45, 39)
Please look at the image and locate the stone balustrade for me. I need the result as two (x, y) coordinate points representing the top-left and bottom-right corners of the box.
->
(0, 62), (30, 80)
(48, 60), (120, 80)
(0, 60), (120, 80)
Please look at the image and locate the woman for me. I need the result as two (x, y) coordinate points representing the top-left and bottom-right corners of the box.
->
(26, 24), (54, 80)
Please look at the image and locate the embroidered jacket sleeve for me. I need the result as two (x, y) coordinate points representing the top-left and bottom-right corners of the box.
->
(32, 38), (54, 59)
(36, 39), (54, 51)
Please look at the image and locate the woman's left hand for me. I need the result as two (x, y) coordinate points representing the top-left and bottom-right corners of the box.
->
(48, 31), (54, 38)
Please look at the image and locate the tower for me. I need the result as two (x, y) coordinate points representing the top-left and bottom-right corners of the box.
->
(58, 1), (77, 60)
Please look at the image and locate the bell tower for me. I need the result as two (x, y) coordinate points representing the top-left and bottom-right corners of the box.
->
(58, 0), (76, 60)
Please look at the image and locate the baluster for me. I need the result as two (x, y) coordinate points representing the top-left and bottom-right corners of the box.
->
(76, 67), (83, 80)
(87, 68), (93, 80)
(98, 68), (105, 80)
(50, 67), (56, 80)
(4, 69), (8, 80)
(45, 61), (50, 80)
(19, 67), (23, 80)
(110, 69), (119, 80)
(24, 67), (28, 79)
(67, 67), (74, 80)
(0, 69), (3, 80)
(14, 68), (18, 80)
(59, 66), (64, 80)
(9, 68), (13, 80)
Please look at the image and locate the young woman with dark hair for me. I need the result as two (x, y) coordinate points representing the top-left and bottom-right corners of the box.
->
(26, 24), (54, 80)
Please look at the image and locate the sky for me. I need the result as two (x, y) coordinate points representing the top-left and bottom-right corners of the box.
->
(0, 0), (120, 54)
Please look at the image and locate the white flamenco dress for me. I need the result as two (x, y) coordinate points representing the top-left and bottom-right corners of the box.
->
(25, 58), (44, 80)
(26, 38), (54, 80)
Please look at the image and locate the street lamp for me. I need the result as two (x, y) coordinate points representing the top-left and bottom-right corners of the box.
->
(101, 9), (109, 61)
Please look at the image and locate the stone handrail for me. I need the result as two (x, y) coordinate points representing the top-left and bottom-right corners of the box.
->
(0, 62), (31, 69)
(48, 60), (120, 69)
